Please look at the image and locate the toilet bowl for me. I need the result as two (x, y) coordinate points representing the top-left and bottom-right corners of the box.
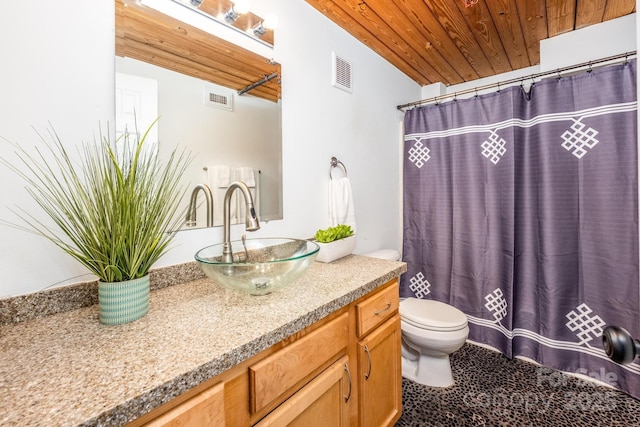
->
(362, 249), (469, 388)
(400, 298), (468, 387)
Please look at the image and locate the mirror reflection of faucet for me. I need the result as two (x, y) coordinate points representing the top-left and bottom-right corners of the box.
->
(222, 181), (260, 264)
(185, 184), (214, 228)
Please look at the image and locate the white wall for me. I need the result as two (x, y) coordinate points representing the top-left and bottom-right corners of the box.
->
(539, 13), (636, 71)
(0, 0), (419, 297)
(0, 1), (115, 296)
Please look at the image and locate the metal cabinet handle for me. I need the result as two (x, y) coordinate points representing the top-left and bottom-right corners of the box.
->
(364, 345), (372, 380)
(374, 302), (391, 315)
(344, 363), (352, 402)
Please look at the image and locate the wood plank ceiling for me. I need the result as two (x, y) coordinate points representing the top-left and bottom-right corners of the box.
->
(116, 0), (280, 102)
(305, 0), (636, 86)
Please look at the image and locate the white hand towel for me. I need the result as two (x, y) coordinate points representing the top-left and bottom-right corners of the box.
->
(210, 165), (231, 188)
(235, 168), (260, 220)
(207, 165), (236, 226)
(236, 166), (256, 187)
(329, 177), (357, 233)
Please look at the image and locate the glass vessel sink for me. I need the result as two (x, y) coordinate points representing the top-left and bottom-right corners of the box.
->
(195, 238), (320, 295)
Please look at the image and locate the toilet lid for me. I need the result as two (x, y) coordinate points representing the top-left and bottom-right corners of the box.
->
(400, 298), (467, 332)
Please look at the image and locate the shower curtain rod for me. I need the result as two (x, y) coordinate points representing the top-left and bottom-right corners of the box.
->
(396, 51), (637, 111)
(238, 72), (279, 96)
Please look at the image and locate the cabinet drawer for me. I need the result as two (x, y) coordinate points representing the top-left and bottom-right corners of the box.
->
(250, 313), (349, 414)
(356, 281), (399, 337)
(144, 382), (224, 427)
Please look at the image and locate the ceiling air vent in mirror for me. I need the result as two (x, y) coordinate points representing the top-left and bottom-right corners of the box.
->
(204, 86), (233, 111)
(332, 51), (352, 93)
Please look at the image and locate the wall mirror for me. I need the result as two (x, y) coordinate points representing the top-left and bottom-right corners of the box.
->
(115, 0), (282, 229)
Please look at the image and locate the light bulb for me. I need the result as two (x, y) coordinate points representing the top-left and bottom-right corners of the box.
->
(233, 0), (250, 15)
(262, 14), (278, 30)
(223, 0), (250, 23)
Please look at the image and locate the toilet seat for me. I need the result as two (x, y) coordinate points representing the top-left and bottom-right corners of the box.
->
(400, 298), (467, 332)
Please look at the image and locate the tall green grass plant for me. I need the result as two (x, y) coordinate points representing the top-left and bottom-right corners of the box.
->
(2, 119), (191, 283)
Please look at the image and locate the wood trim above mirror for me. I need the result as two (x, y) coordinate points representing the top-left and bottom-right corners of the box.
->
(116, 0), (281, 102)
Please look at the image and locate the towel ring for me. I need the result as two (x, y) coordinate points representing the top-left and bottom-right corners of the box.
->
(330, 156), (348, 180)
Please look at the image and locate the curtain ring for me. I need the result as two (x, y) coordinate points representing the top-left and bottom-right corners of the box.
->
(556, 69), (561, 79)
(588, 61), (593, 73)
(474, 87), (479, 98)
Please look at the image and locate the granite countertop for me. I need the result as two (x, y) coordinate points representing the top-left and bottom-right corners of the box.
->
(0, 255), (406, 426)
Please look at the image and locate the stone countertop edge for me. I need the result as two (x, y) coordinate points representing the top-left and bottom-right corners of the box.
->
(0, 255), (406, 427)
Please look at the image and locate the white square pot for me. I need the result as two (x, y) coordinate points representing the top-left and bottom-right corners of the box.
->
(315, 235), (356, 263)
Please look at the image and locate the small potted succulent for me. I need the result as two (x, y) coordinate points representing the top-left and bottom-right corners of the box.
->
(2, 119), (191, 325)
(314, 224), (355, 263)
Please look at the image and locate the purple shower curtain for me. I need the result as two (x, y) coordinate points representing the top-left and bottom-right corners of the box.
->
(402, 60), (640, 399)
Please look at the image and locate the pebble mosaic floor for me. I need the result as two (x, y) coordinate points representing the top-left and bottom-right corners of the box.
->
(395, 343), (640, 427)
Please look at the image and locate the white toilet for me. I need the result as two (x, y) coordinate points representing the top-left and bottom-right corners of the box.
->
(363, 249), (469, 388)
(399, 298), (468, 387)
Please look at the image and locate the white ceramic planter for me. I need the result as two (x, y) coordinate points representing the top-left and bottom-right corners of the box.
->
(315, 235), (356, 263)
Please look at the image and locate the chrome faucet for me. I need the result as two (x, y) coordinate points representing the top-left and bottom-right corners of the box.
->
(185, 184), (214, 228)
(222, 181), (260, 263)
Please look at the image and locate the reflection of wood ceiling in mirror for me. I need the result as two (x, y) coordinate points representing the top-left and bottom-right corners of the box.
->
(116, 0), (280, 102)
(305, 0), (636, 86)
(199, 0), (274, 46)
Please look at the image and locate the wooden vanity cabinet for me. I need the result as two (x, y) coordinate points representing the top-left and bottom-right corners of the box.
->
(133, 279), (401, 427)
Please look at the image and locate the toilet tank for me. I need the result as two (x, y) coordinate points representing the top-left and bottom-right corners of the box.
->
(363, 249), (400, 261)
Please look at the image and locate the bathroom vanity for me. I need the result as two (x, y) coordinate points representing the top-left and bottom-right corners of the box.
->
(0, 255), (405, 426)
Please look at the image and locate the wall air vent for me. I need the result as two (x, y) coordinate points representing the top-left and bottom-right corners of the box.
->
(332, 51), (353, 93)
(204, 86), (233, 111)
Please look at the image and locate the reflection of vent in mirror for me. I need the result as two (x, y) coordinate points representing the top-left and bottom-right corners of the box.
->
(204, 86), (233, 111)
(332, 51), (352, 93)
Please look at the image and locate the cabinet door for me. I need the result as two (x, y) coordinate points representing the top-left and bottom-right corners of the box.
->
(358, 315), (402, 427)
(254, 356), (352, 427)
(145, 382), (225, 427)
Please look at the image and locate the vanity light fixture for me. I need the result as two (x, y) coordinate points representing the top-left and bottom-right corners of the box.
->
(154, 0), (276, 49)
(224, 0), (251, 24)
(252, 13), (278, 37)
